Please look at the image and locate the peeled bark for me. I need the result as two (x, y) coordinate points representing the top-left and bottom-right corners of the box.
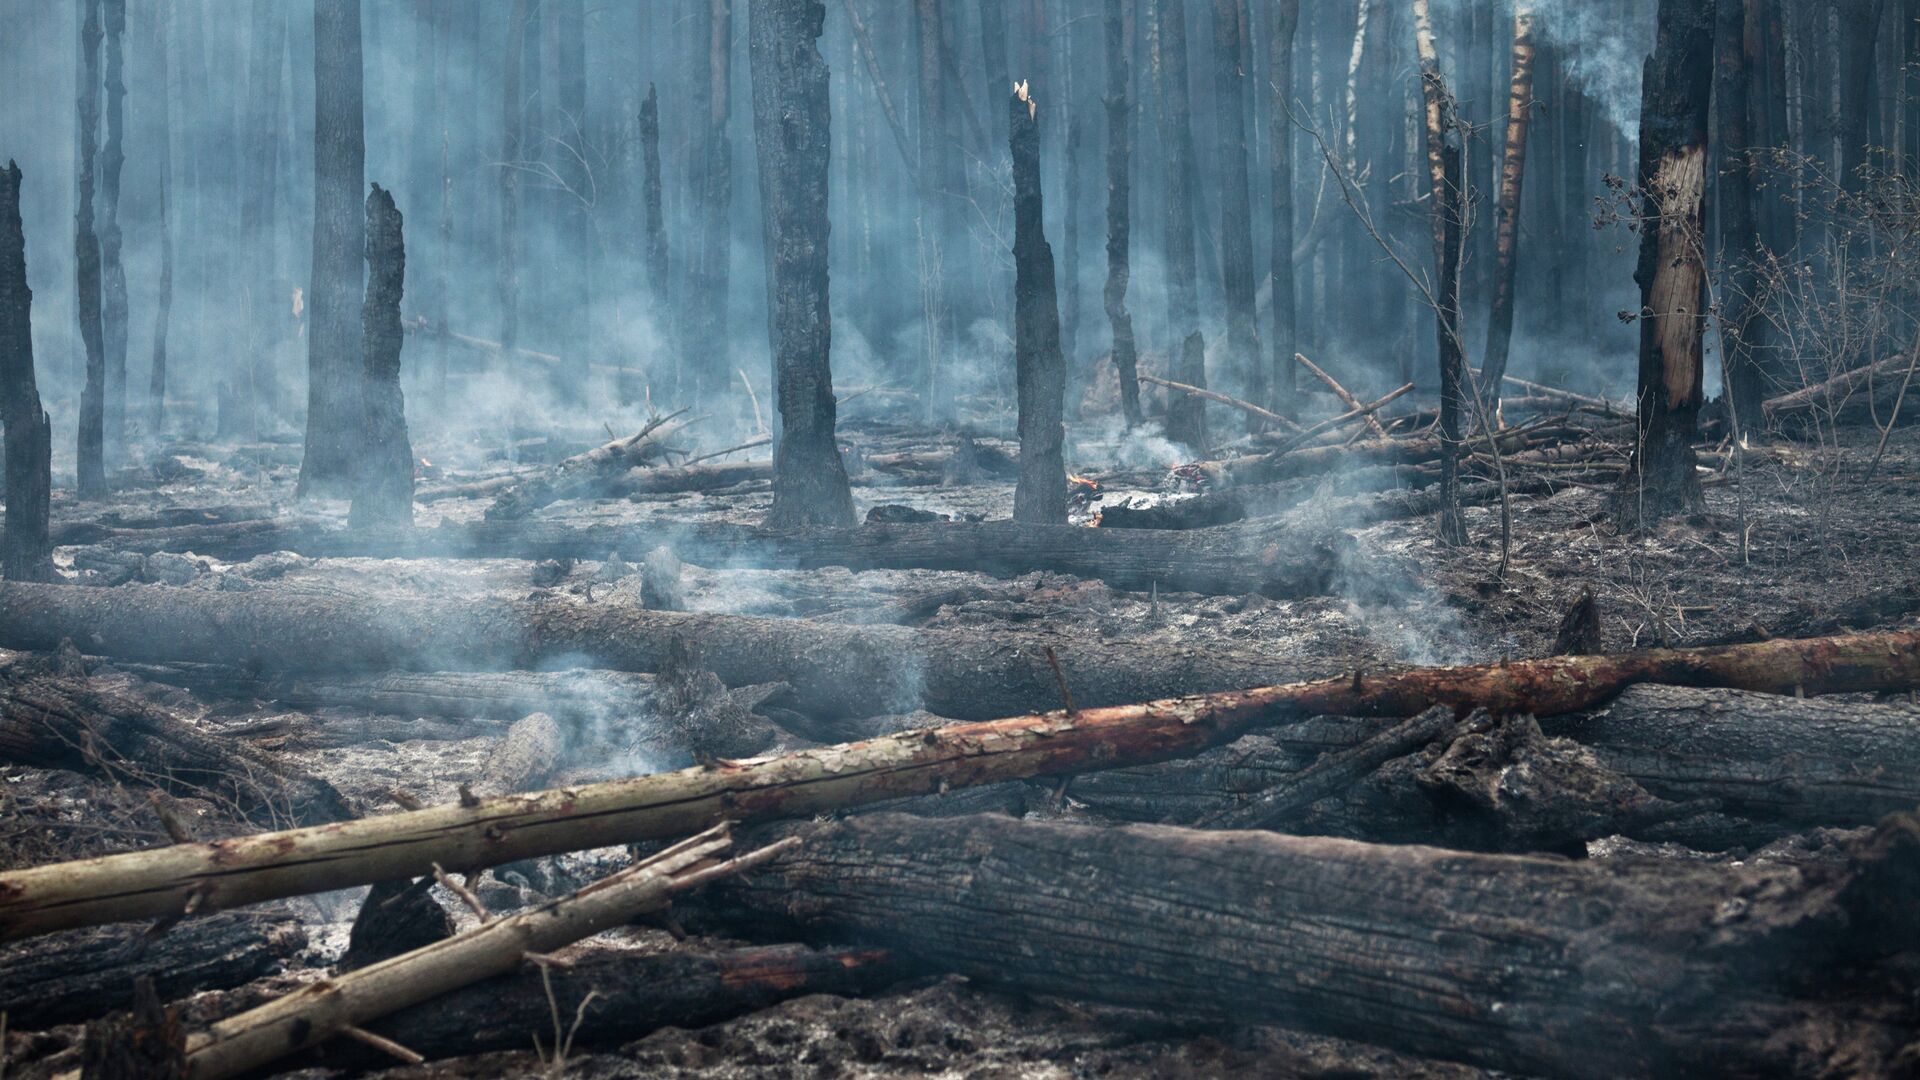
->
(1616, 0), (1714, 526)
(75, 0), (107, 499)
(6, 628), (1920, 943)
(299, 0), (368, 497)
(1010, 85), (1068, 525)
(1479, 2), (1537, 407)
(1266, 0), (1299, 413)
(707, 812), (1920, 1077)
(1212, 0), (1264, 422)
(753, 0), (856, 528)
(350, 184), (414, 528)
(1, 162), (54, 582)
(99, 0), (127, 462)
(1103, 0), (1142, 428)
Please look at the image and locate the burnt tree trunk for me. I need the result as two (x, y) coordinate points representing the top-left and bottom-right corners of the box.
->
(236, 0), (287, 441)
(149, 1), (173, 437)
(1414, 0), (1467, 545)
(497, 0), (528, 360)
(1156, 0), (1208, 452)
(689, 0), (735, 402)
(1479, 2), (1537, 412)
(752, 0), (856, 528)
(1011, 86), (1068, 525)
(349, 184), (413, 529)
(1717, 0), (1764, 434)
(75, 0), (106, 499)
(1836, 0), (1884, 192)
(1104, 0), (1142, 428)
(299, 0), (367, 498)
(641, 82), (670, 405)
(1213, 0), (1264, 424)
(914, 0), (955, 416)
(555, 0), (590, 385)
(99, 0), (127, 461)
(1267, 0), (1299, 413)
(1, 163), (54, 583)
(1616, 0), (1714, 527)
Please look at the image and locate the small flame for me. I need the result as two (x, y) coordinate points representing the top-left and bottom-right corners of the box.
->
(1067, 472), (1099, 491)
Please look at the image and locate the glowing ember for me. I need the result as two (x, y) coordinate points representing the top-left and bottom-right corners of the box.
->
(1067, 473), (1100, 492)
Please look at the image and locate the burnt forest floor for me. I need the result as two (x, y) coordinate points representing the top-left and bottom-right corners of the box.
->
(5, 408), (1920, 1079)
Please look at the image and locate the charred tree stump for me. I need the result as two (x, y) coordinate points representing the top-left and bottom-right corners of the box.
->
(707, 811), (1920, 1078)
(1010, 84), (1068, 525)
(298, 0), (367, 497)
(1, 161), (54, 582)
(350, 183), (414, 528)
(1103, 0), (1142, 428)
(75, 0), (107, 499)
(1479, 3), (1537, 410)
(752, 0), (857, 528)
(1616, 0), (1714, 526)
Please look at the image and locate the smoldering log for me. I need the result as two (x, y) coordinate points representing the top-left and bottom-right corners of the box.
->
(0, 661), (352, 826)
(6, 629), (1920, 943)
(76, 515), (1357, 599)
(0, 913), (304, 1031)
(702, 812), (1920, 1078)
(473, 711), (563, 795)
(0, 581), (1328, 722)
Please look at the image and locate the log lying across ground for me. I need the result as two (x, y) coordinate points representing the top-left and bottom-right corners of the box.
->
(2, 628), (1915, 942)
(0, 661), (353, 826)
(120, 665), (659, 725)
(75, 517), (1357, 599)
(0, 582), (1322, 722)
(703, 812), (1920, 1078)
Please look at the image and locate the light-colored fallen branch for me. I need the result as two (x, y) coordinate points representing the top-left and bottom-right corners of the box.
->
(158, 824), (796, 1080)
(1293, 353), (1388, 436)
(1138, 374), (1302, 432)
(1274, 382), (1415, 452)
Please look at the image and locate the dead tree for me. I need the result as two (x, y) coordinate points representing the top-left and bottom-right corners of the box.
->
(1414, 0), (1467, 545)
(1156, 0), (1208, 451)
(99, 0), (127, 460)
(1008, 86), (1070, 524)
(75, 0), (106, 499)
(497, 0), (528, 359)
(752, 0), (856, 528)
(914, 0), (955, 414)
(1267, 0), (1299, 412)
(350, 184), (414, 529)
(1716, 0), (1764, 433)
(1213, 0), (1265, 424)
(1836, 0), (1884, 192)
(1, 162), (54, 582)
(237, 0), (288, 441)
(1616, 0), (1714, 526)
(299, 0), (367, 497)
(1102, 0), (1141, 428)
(1479, 1), (1537, 412)
(148, 0), (173, 437)
(641, 82), (670, 403)
(689, 0), (735, 401)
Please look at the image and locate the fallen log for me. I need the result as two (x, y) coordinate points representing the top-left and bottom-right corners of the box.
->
(74, 517), (1356, 599)
(1764, 354), (1913, 420)
(0, 662), (353, 826)
(475, 712), (563, 795)
(4, 629), (1917, 942)
(0, 581), (1319, 722)
(170, 826), (795, 1080)
(1292, 353), (1388, 436)
(614, 458), (771, 496)
(1224, 424), (1564, 485)
(0, 913), (303, 1031)
(485, 410), (693, 520)
(704, 812), (1920, 1078)
(116, 666), (658, 725)
(1139, 373), (1301, 431)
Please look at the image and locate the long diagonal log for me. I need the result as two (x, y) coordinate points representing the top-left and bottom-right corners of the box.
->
(74, 518), (1352, 599)
(701, 812), (1920, 1078)
(1, 628), (1916, 943)
(0, 582), (1321, 721)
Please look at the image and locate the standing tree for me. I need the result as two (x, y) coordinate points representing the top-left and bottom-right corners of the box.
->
(751, 0), (855, 528)
(1267, 0), (1299, 413)
(1479, 1), (1537, 415)
(914, 0), (956, 415)
(1414, 0), (1468, 545)
(149, 0), (174, 438)
(689, 0), (735, 402)
(1715, 0), (1764, 434)
(75, 0), (107, 498)
(1011, 82), (1069, 525)
(554, 0), (591, 383)
(350, 184), (414, 529)
(237, 0), (287, 440)
(1212, 0), (1264, 424)
(639, 83), (670, 406)
(99, 0), (127, 461)
(1, 163), (54, 582)
(1103, 0), (1141, 428)
(299, 0), (367, 497)
(498, 0), (529, 358)
(1616, 0), (1715, 527)
(1155, 0), (1208, 452)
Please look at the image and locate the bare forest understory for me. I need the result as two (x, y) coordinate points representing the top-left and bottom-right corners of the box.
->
(5, 397), (1920, 1078)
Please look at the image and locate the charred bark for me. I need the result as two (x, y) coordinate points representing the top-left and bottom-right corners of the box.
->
(1414, 0), (1467, 545)
(1010, 85), (1068, 525)
(688, 0), (735, 402)
(1615, 0), (1714, 526)
(76, 0), (107, 499)
(641, 82), (670, 402)
(148, 2), (173, 437)
(497, 0), (528, 361)
(1718, 0), (1765, 433)
(99, 0), (127, 462)
(235, 0), (287, 441)
(1103, 0), (1142, 428)
(349, 184), (414, 529)
(753, 0), (856, 528)
(299, 0), (367, 497)
(1213, 0), (1264, 423)
(1156, 0), (1207, 452)
(1, 162), (54, 583)
(1266, 0), (1299, 413)
(1479, 2), (1537, 409)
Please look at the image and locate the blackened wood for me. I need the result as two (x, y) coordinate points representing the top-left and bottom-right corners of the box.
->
(1479, 3), (1537, 404)
(1212, 0), (1264, 423)
(339, 878), (452, 971)
(1155, 0), (1206, 452)
(1103, 0), (1142, 428)
(148, 3), (173, 436)
(0, 914), (303, 1031)
(1616, 0), (1714, 526)
(1010, 85), (1068, 524)
(349, 183), (414, 528)
(688, 0), (735, 401)
(1413, 0), (1466, 545)
(641, 82), (670, 375)
(1, 162), (54, 582)
(1266, 0), (1299, 412)
(1718, 0), (1765, 433)
(752, 0), (856, 528)
(77, 976), (186, 1080)
(711, 811), (1920, 1077)
(99, 0), (127, 463)
(299, 0), (367, 497)
(76, 0), (107, 499)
